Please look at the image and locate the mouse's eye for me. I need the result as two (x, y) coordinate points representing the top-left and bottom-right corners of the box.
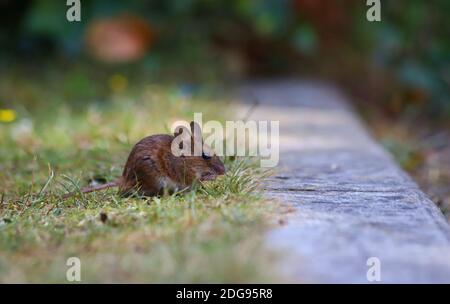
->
(202, 152), (212, 160)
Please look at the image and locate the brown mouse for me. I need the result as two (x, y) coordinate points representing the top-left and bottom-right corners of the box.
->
(63, 121), (225, 198)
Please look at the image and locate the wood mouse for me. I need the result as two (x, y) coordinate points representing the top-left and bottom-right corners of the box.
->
(64, 121), (225, 198)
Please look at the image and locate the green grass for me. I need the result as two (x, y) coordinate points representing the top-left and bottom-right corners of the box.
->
(0, 68), (281, 283)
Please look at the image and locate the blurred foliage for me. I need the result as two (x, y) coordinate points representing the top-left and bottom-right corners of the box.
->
(0, 0), (448, 117)
(381, 137), (424, 172)
(369, 1), (450, 118)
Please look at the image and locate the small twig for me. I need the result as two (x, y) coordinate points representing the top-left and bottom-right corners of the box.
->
(38, 163), (54, 198)
(46, 204), (56, 216)
(241, 98), (259, 122)
(0, 193), (5, 211)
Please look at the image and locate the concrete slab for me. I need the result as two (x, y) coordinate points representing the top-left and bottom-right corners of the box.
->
(238, 80), (450, 283)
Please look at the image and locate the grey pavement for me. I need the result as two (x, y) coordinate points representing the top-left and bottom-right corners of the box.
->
(238, 80), (450, 283)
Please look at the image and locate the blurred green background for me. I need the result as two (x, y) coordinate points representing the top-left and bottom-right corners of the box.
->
(1, 0), (450, 281)
(1, 0), (448, 117)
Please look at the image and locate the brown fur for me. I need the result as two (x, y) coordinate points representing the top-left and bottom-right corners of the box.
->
(119, 132), (225, 196)
(64, 122), (225, 198)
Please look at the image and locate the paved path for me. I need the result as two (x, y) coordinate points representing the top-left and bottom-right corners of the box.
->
(238, 80), (450, 283)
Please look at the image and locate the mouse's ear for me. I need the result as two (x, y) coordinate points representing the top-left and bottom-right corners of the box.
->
(189, 121), (203, 156)
(172, 125), (192, 155)
(190, 121), (202, 137)
(189, 121), (202, 134)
